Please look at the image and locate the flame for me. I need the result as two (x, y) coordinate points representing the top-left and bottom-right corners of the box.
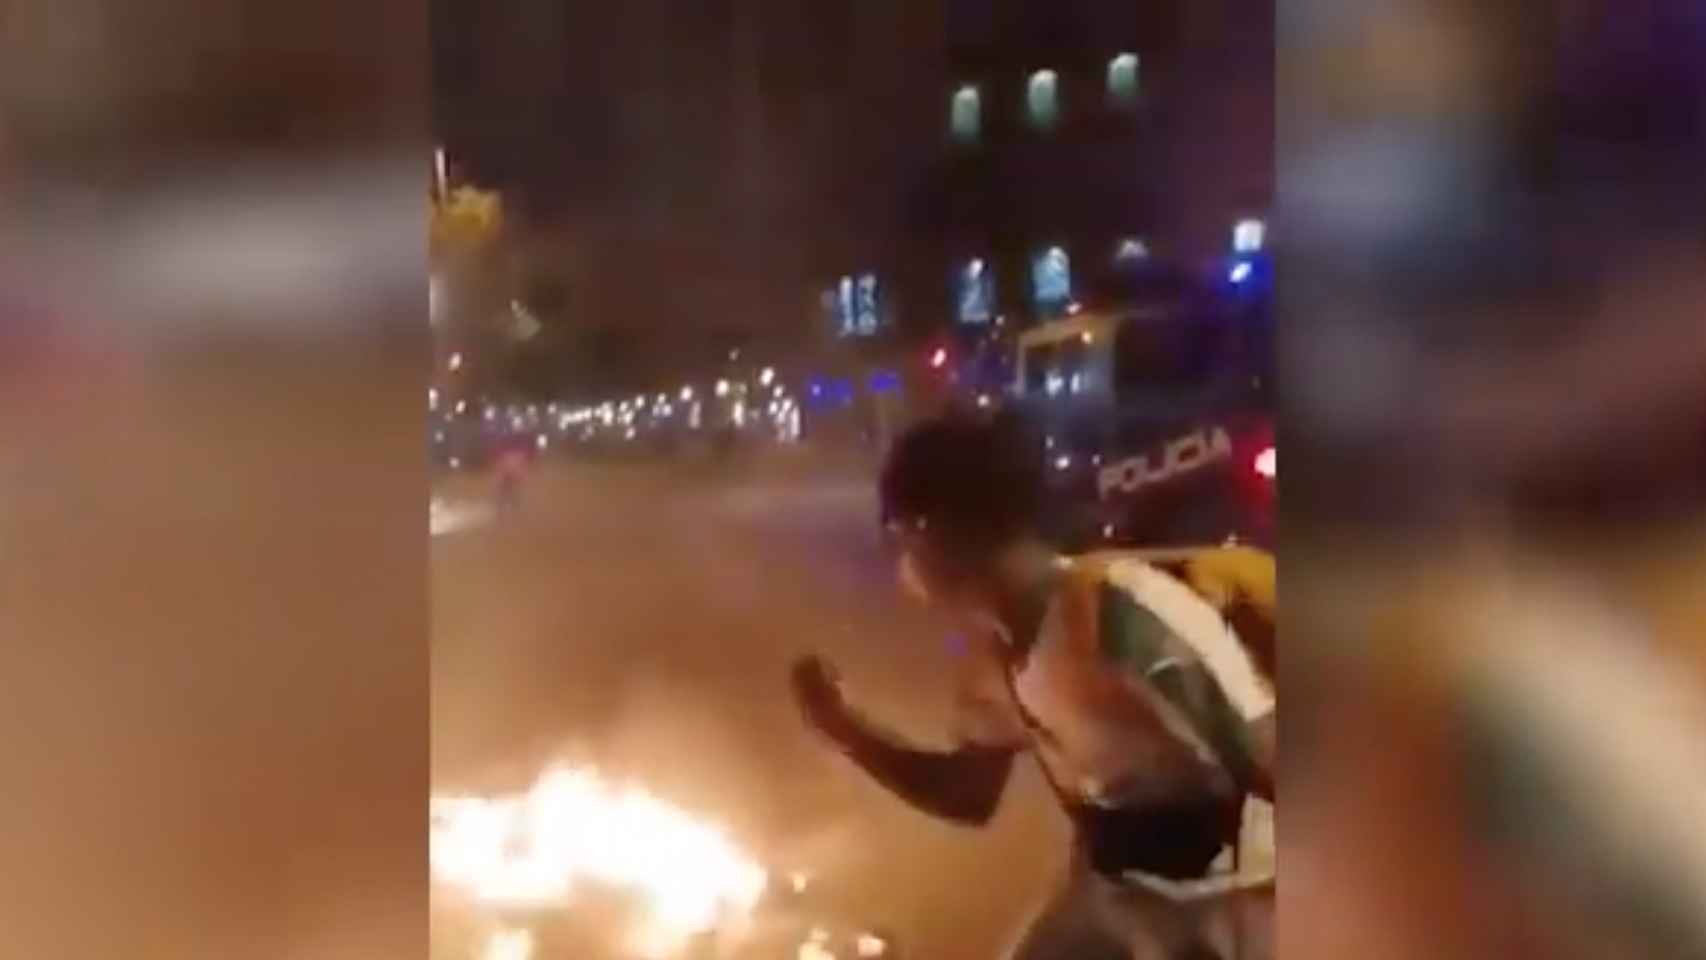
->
(480, 928), (533, 960)
(431, 765), (769, 957)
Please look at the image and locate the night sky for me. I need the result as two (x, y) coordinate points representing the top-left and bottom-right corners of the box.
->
(432, 0), (946, 392)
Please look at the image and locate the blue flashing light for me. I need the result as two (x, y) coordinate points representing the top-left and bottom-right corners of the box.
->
(1229, 261), (1253, 284)
(868, 370), (901, 394)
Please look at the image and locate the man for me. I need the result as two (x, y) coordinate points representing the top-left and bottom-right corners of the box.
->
(493, 439), (531, 513)
(790, 416), (1274, 959)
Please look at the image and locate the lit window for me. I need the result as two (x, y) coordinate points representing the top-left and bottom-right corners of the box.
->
(1115, 237), (1149, 263)
(957, 257), (995, 325)
(837, 276), (856, 336)
(1031, 246), (1072, 313)
(1234, 218), (1266, 253)
(1107, 53), (1140, 107)
(856, 273), (880, 334)
(1026, 70), (1060, 131)
(950, 85), (982, 142)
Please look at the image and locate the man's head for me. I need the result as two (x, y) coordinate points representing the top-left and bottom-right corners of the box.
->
(878, 414), (1044, 612)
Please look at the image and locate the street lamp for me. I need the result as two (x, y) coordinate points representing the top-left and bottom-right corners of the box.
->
(447, 352), (463, 372)
(1234, 218), (1266, 253)
(759, 366), (776, 387)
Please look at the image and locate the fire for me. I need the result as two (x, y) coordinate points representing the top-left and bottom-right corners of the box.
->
(431, 765), (769, 957)
(481, 928), (534, 960)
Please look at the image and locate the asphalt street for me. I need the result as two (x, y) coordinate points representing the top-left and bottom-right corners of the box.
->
(431, 455), (1068, 958)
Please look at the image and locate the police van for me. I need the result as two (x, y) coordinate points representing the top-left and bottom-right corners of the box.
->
(1012, 292), (1273, 551)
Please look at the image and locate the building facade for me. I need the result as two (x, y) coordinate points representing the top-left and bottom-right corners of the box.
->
(821, 0), (1272, 346)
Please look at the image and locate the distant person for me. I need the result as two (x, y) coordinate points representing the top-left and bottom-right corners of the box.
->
(790, 414), (1273, 960)
(493, 439), (531, 513)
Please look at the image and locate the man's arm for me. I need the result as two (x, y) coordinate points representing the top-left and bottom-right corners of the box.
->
(828, 721), (1018, 825)
(791, 657), (1017, 825)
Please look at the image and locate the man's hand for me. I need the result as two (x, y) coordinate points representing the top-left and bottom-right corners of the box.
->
(789, 654), (1017, 824)
(790, 655), (859, 748)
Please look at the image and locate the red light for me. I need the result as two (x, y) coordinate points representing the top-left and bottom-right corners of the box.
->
(928, 347), (948, 369)
(1253, 446), (1276, 479)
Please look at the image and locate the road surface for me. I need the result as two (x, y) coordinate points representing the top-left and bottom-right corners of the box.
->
(431, 456), (1067, 958)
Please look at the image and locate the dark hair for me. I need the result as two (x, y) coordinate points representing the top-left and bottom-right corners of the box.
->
(878, 413), (1045, 561)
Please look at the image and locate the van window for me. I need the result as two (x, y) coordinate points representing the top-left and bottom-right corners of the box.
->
(1024, 336), (1095, 398)
(1024, 342), (1058, 395)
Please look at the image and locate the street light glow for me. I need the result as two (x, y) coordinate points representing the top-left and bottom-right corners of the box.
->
(715, 379), (730, 398)
(680, 386), (694, 402)
(1234, 218), (1266, 253)
(759, 367), (775, 387)
(1255, 446), (1276, 479)
(448, 352), (464, 372)
(929, 347), (948, 369)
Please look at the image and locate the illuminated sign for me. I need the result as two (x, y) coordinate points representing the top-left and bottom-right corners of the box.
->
(1097, 426), (1234, 499)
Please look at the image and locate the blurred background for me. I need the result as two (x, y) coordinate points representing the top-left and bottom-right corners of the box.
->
(1280, 1), (1706, 958)
(2, 0), (1702, 958)
(0, 0), (428, 957)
